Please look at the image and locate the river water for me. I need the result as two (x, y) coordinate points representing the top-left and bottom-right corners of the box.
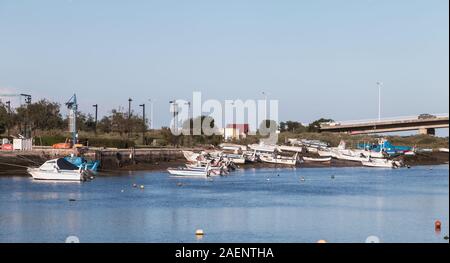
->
(0, 165), (448, 243)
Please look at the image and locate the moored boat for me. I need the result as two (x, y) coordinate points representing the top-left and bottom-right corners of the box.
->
(167, 166), (209, 177)
(302, 156), (332, 162)
(361, 158), (401, 168)
(27, 158), (87, 181)
(259, 153), (298, 166)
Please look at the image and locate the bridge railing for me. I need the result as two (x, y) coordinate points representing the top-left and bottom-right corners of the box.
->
(322, 113), (449, 127)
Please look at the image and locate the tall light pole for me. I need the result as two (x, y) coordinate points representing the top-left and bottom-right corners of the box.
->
(139, 103), (146, 145)
(169, 100), (177, 132)
(92, 104), (98, 135)
(128, 98), (132, 137)
(377, 82), (382, 121)
(5, 101), (10, 137)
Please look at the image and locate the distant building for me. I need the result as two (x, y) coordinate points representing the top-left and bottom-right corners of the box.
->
(223, 124), (250, 141)
(226, 124), (249, 135)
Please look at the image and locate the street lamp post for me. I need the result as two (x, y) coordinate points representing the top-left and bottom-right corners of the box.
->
(128, 98), (132, 137)
(92, 104), (98, 135)
(139, 103), (146, 145)
(5, 101), (10, 137)
(169, 100), (177, 132)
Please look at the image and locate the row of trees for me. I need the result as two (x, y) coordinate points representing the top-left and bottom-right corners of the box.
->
(1, 99), (334, 146)
(279, 118), (334, 133)
(0, 100), (146, 137)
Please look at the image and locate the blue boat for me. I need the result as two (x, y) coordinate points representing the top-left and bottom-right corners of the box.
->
(357, 139), (412, 156)
(64, 156), (100, 172)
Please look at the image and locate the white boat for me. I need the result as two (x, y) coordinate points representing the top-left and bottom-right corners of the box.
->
(27, 158), (86, 181)
(302, 156), (332, 162)
(404, 151), (416, 156)
(259, 153), (298, 166)
(182, 150), (201, 162)
(361, 158), (401, 168)
(335, 150), (369, 162)
(278, 145), (304, 153)
(439, 148), (449, 153)
(167, 166), (209, 177)
(223, 154), (246, 164)
(317, 149), (334, 157)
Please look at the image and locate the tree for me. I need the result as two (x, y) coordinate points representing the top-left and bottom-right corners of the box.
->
(0, 103), (9, 134)
(308, 118), (334, 132)
(280, 121), (307, 133)
(15, 100), (64, 135)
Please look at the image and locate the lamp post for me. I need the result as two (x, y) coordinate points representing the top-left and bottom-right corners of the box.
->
(139, 103), (146, 145)
(5, 101), (10, 137)
(169, 100), (177, 132)
(128, 98), (132, 138)
(92, 104), (98, 135)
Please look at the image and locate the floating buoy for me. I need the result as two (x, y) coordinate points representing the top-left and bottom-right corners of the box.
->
(68, 198), (76, 202)
(317, 239), (327, 243)
(121, 189), (124, 193)
(331, 175), (335, 179)
(177, 183), (183, 187)
(132, 183), (137, 188)
(266, 178), (270, 181)
(277, 174), (280, 177)
(140, 185), (145, 189)
(195, 229), (204, 236)
(444, 235), (449, 240)
(89, 176), (94, 180)
(435, 220), (442, 231)
(300, 177), (305, 182)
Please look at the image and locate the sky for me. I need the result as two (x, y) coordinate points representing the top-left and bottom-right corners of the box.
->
(0, 0), (448, 135)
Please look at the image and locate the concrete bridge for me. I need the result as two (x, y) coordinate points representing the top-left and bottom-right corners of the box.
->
(319, 114), (449, 135)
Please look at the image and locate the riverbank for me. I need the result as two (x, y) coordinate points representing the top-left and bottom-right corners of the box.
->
(0, 147), (448, 176)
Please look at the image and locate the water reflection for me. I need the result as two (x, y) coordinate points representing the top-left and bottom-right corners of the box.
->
(0, 165), (448, 243)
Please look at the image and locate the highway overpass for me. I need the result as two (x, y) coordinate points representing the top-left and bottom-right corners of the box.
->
(319, 114), (449, 135)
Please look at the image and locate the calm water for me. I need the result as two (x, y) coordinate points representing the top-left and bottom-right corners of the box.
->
(0, 165), (448, 243)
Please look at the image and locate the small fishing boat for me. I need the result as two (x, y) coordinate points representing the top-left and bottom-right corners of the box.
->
(439, 148), (449, 153)
(182, 151), (201, 163)
(302, 156), (332, 162)
(259, 153), (298, 166)
(167, 165), (210, 177)
(361, 158), (401, 168)
(27, 158), (88, 181)
(222, 154), (246, 164)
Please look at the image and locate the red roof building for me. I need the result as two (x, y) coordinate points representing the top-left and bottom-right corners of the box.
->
(226, 124), (250, 135)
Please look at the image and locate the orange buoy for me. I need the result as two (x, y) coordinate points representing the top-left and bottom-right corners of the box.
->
(317, 239), (327, 243)
(435, 220), (442, 231)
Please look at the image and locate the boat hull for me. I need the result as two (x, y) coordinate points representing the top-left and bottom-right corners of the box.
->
(167, 168), (208, 177)
(27, 168), (83, 181)
(302, 157), (332, 162)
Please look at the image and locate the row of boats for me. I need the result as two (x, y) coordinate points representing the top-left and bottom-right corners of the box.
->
(166, 139), (416, 176)
(26, 138), (439, 180)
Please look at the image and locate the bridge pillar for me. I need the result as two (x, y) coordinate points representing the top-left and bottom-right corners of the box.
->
(419, 128), (435, 135)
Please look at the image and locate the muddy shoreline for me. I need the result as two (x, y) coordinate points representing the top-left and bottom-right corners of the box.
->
(1, 151), (448, 176)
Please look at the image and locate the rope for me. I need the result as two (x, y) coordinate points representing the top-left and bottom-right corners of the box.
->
(0, 162), (30, 169)
(16, 155), (40, 165)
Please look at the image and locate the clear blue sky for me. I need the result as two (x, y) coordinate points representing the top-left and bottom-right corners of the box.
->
(0, 0), (448, 134)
